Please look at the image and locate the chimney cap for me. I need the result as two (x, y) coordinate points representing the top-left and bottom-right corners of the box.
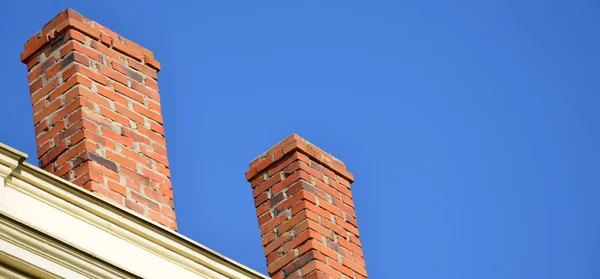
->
(21, 8), (160, 71)
(245, 133), (354, 183)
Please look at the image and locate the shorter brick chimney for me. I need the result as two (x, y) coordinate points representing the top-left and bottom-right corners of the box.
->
(20, 9), (176, 230)
(246, 135), (367, 279)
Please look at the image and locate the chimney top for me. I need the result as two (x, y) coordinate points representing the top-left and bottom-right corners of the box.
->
(21, 8), (160, 71)
(245, 134), (354, 183)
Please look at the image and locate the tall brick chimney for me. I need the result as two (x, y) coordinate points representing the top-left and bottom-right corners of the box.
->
(246, 135), (367, 279)
(20, 9), (176, 230)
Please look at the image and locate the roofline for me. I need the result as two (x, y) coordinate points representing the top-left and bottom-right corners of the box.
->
(0, 142), (269, 279)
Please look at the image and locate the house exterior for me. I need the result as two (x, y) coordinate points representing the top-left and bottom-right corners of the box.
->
(0, 8), (367, 279)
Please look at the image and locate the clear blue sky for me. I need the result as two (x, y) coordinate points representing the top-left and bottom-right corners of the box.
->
(1, 1), (599, 278)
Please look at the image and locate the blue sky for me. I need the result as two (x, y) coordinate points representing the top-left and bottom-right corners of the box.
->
(1, 1), (599, 278)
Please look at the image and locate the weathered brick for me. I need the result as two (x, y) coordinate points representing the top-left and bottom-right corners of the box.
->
(246, 134), (366, 278)
(111, 61), (143, 83)
(23, 8), (180, 232)
(128, 58), (158, 79)
(107, 179), (127, 196)
(113, 82), (145, 104)
(133, 103), (163, 124)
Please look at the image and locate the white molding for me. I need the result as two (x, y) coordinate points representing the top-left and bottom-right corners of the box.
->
(0, 216), (138, 279)
(0, 263), (37, 279)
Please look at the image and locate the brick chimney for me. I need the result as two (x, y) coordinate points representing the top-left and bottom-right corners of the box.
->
(20, 9), (176, 230)
(245, 135), (367, 279)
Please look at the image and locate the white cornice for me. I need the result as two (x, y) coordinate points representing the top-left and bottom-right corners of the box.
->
(0, 143), (26, 180)
(0, 215), (139, 279)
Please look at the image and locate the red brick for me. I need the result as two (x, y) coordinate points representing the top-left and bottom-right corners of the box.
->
(264, 232), (292, 256)
(144, 55), (161, 71)
(317, 198), (344, 218)
(302, 261), (342, 279)
(156, 164), (171, 177)
(292, 201), (332, 221)
(113, 82), (145, 104)
(102, 127), (134, 148)
(158, 184), (173, 199)
(125, 199), (144, 214)
(125, 178), (141, 193)
(33, 96), (62, 125)
(46, 52), (89, 80)
(259, 214), (288, 236)
(335, 216), (360, 236)
(150, 121), (164, 136)
(272, 170), (312, 195)
(267, 251), (296, 275)
(337, 238), (363, 257)
(262, 232), (276, 246)
(30, 79), (58, 106)
(131, 81), (160, 102)
(161, 205), (176, 219)
(54, 140), (96, 167)
(99, 65), (129, 85)
(274, 190), (316, 214)
(26, 55), (40, 70)
(107, 180), (127, 196)
(96, 85), (128, 106)
(99, 107), (130, 127)
(144, 77), (159, 91)
(131, 191), (159, 212)
(62, 64), (107, 85)
(297, 239), (339, 260)
(326, 257), (355, 278)
(48, 74), (93, 102)
(90, 40), (121, 61)
(112, 38), (144, 62)
(321, 219), (347, 239)
(29, 77), (43, 94)
(281, 251), (327, 277)
(128, 58), (158, 79)
(351, 254), (366, 268)
(332, 200), (356, 220)
(295, 219), (334, 240)
(37, 141), (52, 158)
(277, 210), (319, 235)
(304, 271), (329, 279)
(77, 86), (111, 110)
(114, 103), (144, 124)
(283, 229), (323, 253)
(36, 120), (66, 147)
(153, 143), (167, 157)
(267, 152), (310, 177)
(136, 126), (166, 146)
(90, 183), (124, 204)
(141, 167), (169, 186)
(256, 202), (271, 218)
(120, 166), (150, 186)
(253, 173), (282, 197)
(111, 61), (143, 82)
(106, 150), (136, 170)
(88, 161), (120, 182)
(133, 103), (163, 124)
(121, 147), (151, 168)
